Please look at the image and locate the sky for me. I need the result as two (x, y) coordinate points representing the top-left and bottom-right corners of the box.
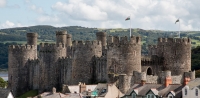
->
(0, 0), (200, 31)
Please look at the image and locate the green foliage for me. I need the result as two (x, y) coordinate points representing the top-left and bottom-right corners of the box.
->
(17, 90), (38, 98)
(196, 70), (200, 78)
(0, 43), (17, 69)
(192, 46), (200, 70)
(0, 77), (7, 88)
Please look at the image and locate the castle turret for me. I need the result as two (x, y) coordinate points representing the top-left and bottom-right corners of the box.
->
(39, 42), (66, 91)
(107, 36), (141, 76)
(67, 34), (72, 47)
(27, 33), (38, 46)
(96, 32), (107, 48)
(27, 33), (38, 57)
(71, 40), (102, 84)
(56, 31), (67, 46)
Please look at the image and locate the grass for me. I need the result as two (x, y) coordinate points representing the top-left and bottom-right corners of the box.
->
(191, 39), (200, 47)
(17, 90), (38, 98)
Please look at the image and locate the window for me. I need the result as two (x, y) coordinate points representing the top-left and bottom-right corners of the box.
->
(132, 93), (136, 98)
(185, 89), (187, 95)
(168, 95), (173, 98)
(147, 94), (155, 98)
(196, 89), (198, 96)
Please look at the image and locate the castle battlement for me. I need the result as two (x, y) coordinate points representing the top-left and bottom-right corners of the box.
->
(107, 36), (141, 46)
(9, 44), (35, 50)
(72, 40), (102, 47)
(27, 33), (38, 37)
(141, 56), (151, 61)
(28, 58), (40, 62)
(39, 43), (66, 52)
(56, 30), (67, 35)
(148, 45), (157, 49)
(39, 43), (65, 48)
(158, 38), (191, 43)
(58, 56), (72, 60)
(96, 32), (106, 36)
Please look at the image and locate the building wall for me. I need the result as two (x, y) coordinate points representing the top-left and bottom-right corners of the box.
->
(71, 40), (102, 84)
(182, 86), (200, 98)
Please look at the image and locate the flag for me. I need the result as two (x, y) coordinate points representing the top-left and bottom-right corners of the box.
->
(125, 16), (130, 21)
(175, 19), (179, 24)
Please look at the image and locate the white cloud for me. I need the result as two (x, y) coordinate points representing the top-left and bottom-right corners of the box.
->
(4, 0), (199, 31)
(37, 15), (59, 23)
(0, 0), (6, 7)
(52, 1), (107, 21)
(47, 0), (200, 30)
(0, 21), (24, 29)
(30, 5), (44, 14)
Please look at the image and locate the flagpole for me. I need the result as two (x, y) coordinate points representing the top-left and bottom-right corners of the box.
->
(179, 20), (180, 38)
(130, 15), (131, 37)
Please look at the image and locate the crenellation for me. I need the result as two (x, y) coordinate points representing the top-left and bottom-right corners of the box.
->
(26, 33), (38, 37)
(85, 40), (92, 45)
(56, 30), (67, 35)
(72, 40), (78, 46)
(8, 44), (35, 50)
(113, 36), (120, 45)
(120, 36), (128, 44)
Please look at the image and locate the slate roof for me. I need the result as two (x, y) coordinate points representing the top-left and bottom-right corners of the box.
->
(67, 85), (97, 93)
(35, 92), (68, 98)
(124, 83), (183, 97)
(0, 88), (12, 98)
(186, 78), (200, 89)
(93, 83), (108, 97)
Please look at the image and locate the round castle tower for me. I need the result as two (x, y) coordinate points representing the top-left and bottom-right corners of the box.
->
(39, 31), (67, 91)
(96, 32), (107, 47)
(8, 33), (38, 96)
(107, 36), (141, 76)
(71, 40), (102, 84)
(157, 38), (191, 75)
(67, 34), (72, 47)
(56, 31), (67, 46)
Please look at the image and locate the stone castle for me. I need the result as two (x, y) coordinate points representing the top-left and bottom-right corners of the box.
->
(8, 31), (195, 96)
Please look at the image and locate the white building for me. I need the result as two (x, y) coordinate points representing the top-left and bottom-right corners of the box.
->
(182, 78), (200, 98)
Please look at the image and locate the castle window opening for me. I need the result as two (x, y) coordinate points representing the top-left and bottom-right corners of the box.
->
(147, 67), (153, 75)
(185, 89), (187, 95)
(196, 89), (198, 96)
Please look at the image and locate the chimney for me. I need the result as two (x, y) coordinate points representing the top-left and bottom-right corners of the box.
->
(141, 80), (146, 86)
(52, 87), (56, 94)
(184, 77), (190, 85)
(165, 76), (172, 87)
(79, 83), (86, 93)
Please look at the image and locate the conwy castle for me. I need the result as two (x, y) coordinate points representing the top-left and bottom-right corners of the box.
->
(8, 31), (195, 96)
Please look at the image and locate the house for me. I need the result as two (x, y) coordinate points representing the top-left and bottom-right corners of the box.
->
(122, 83), (183, 98)
(89, 83), (124, 98)
(182, 78), (200, 98)
(62, 83), (97, 94)
(0, 88), (14, 98)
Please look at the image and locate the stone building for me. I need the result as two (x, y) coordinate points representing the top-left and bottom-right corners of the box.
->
(8, 31), (195, 96)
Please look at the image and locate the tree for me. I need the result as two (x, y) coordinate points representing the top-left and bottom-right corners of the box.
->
(0, 77), (7, 88)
